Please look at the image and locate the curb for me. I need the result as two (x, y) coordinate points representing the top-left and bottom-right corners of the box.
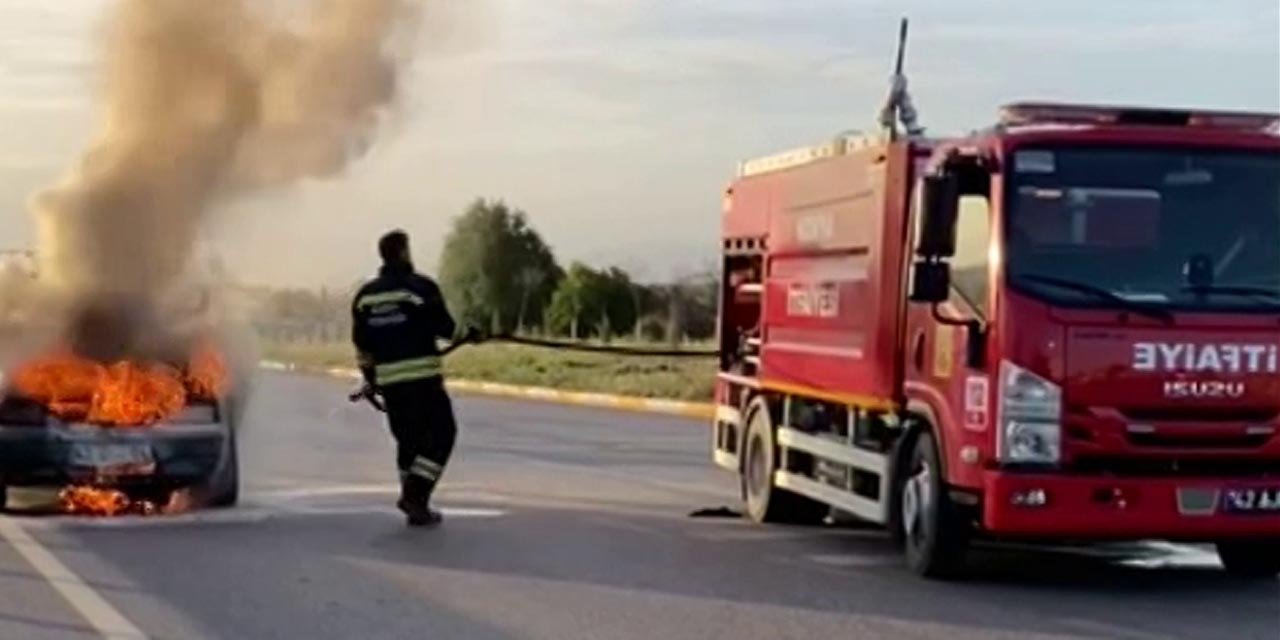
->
(259, 360), (715, 420)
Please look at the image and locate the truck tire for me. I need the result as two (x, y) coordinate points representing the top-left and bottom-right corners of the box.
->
(896, 430), (968, 578)
(1216, 541), (1280, 579)
(198, 430), (239, 508)
(741, 398), (827, 525)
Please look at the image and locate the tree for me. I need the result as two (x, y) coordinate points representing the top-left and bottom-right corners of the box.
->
(437, 199), (561, 334)
(515, 267), (546, 334)
(617, 261), (651, 341)
(642, 272), (718, 344)
(545, 263), (638, 339)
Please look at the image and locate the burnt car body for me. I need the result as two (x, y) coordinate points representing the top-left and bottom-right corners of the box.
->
(0, 259), (249, 509)
(0, 392), (241, 508)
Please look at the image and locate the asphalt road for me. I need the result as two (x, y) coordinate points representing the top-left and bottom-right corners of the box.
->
(0, 371), (1276, 640)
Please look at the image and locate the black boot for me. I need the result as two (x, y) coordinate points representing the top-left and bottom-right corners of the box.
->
(417, 506), (444, 528)
(397, 499), (439, 527)
(398, 475), (442, 528)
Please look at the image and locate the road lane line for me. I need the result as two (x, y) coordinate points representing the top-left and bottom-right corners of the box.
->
(21, 509), (275, 530)
(1121, 541), (1221, 569)
(280, 505), (506, 518)
(805, 553), (898, 568)
(0, 517), (147, 640)
(249, 484), (401, 500)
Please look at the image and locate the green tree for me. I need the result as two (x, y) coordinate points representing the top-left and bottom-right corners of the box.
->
(641, 272), (718, 344)
(438, 199), (561, 334)
(545, 263), (638, 339)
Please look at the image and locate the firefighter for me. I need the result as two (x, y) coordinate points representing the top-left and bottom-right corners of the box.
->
(352, 230), (473, 527)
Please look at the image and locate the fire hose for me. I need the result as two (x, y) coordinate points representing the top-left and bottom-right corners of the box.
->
(347, 333), (718, 413)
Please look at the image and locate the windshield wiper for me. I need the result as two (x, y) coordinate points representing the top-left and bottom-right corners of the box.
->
(1011, 273), (1174, 323)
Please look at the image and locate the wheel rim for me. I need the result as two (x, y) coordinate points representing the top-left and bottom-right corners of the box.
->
(902, 460), (932, 548)
(746, 432), (768, 500)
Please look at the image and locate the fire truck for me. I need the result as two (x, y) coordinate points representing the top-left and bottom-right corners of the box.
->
(712, 83), (1280, 575)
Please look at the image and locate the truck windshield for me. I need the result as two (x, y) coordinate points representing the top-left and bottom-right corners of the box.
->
(1005, 146), (1280, 313)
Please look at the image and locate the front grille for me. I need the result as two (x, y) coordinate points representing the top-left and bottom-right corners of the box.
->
(1071, 456), (1280, 478)
(1125, 432), (1273, 450)
(1119, 407), (1279, 423)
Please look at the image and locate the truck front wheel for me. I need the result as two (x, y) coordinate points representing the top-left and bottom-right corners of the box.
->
(1216, 541), (1280, 579)
(897, 430), (968, 578)
(741, 398), (827, 525)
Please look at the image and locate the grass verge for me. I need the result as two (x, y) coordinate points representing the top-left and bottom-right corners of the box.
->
(260, 340), (717, 402)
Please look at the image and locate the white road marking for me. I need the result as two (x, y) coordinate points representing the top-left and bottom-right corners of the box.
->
(0, 517), (147, 640)
(1120, 542), (1221, 569)
(17, 501), (506, 531)
(248, 484), (400, 500)
(19, 508), (275, 530)
(278, 505), (506, 518)
(806, 553), (898, 568)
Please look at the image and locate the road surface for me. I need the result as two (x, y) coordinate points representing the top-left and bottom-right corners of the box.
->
(0, 371), (1276, 639)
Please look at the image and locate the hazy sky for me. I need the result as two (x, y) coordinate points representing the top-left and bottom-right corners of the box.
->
(1, 0), (1277, 287)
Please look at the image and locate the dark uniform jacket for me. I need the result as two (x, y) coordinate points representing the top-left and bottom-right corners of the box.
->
(351, 264), (456, 388)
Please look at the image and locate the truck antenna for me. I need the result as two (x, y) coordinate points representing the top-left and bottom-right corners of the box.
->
(879, 17), (924, 140)
(893, 17), (909, 78)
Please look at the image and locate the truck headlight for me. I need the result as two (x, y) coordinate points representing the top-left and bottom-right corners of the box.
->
(999, 361), (1061, 464)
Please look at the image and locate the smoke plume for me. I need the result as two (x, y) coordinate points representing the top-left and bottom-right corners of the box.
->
(27, 0), (419, 359)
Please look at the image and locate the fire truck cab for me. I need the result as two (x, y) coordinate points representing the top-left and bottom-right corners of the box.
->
(713, 102), (1280, 578)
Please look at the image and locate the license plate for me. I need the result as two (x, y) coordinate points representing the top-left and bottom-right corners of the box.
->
(1222, 487), (1280, 514)
(69, 443), (155, 475)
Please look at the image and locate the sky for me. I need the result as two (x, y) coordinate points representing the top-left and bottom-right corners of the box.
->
(0, 0), (1277, 288)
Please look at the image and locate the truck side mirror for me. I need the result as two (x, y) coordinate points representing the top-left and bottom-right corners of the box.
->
(916, 173), (960, 258)
(910, 173), (959, 304)
(910, 261), (950, 303)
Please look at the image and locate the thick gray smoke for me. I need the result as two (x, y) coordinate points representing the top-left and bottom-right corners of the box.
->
(27, 0), (421, 360)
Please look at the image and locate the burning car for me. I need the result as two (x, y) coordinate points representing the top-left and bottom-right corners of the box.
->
(0, 341), (241, 515)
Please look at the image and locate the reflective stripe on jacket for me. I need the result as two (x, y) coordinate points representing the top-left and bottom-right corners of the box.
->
(374, 356), (442, 386)
(351, 265), (457, 388)
(355, 290), (425, 310)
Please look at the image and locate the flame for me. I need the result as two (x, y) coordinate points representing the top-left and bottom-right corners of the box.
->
(165, 488), (194, 515)
(59, 486), (131, 517)
(59, 486), (191, 517)
(186, 341), (231, 400)
(11, 343), (230, 426)
(11, 354), (102, 419)
(91, 362), (187, 426)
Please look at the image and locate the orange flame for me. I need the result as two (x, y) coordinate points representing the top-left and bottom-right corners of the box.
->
(11, 343), (230, 426)
(58, 486), (191, 517)
(59, 486), (132, 517)
(186, 341), (231, 400)
(89, 362), (187, 426)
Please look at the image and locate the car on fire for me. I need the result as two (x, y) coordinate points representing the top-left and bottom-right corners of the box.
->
(0, 270), (245, 512)
(0, 381), (241, 510)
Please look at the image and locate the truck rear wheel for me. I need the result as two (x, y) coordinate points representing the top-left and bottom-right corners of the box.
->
(896, 430), (968, 578)
(1216, 541), (1280, 579)
(741, 398), (827, 525)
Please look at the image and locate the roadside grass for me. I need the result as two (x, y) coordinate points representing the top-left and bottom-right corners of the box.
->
(259, 340), (718, 402)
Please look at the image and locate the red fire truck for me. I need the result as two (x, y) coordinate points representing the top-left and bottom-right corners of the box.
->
(712, 101), (1280, 578)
